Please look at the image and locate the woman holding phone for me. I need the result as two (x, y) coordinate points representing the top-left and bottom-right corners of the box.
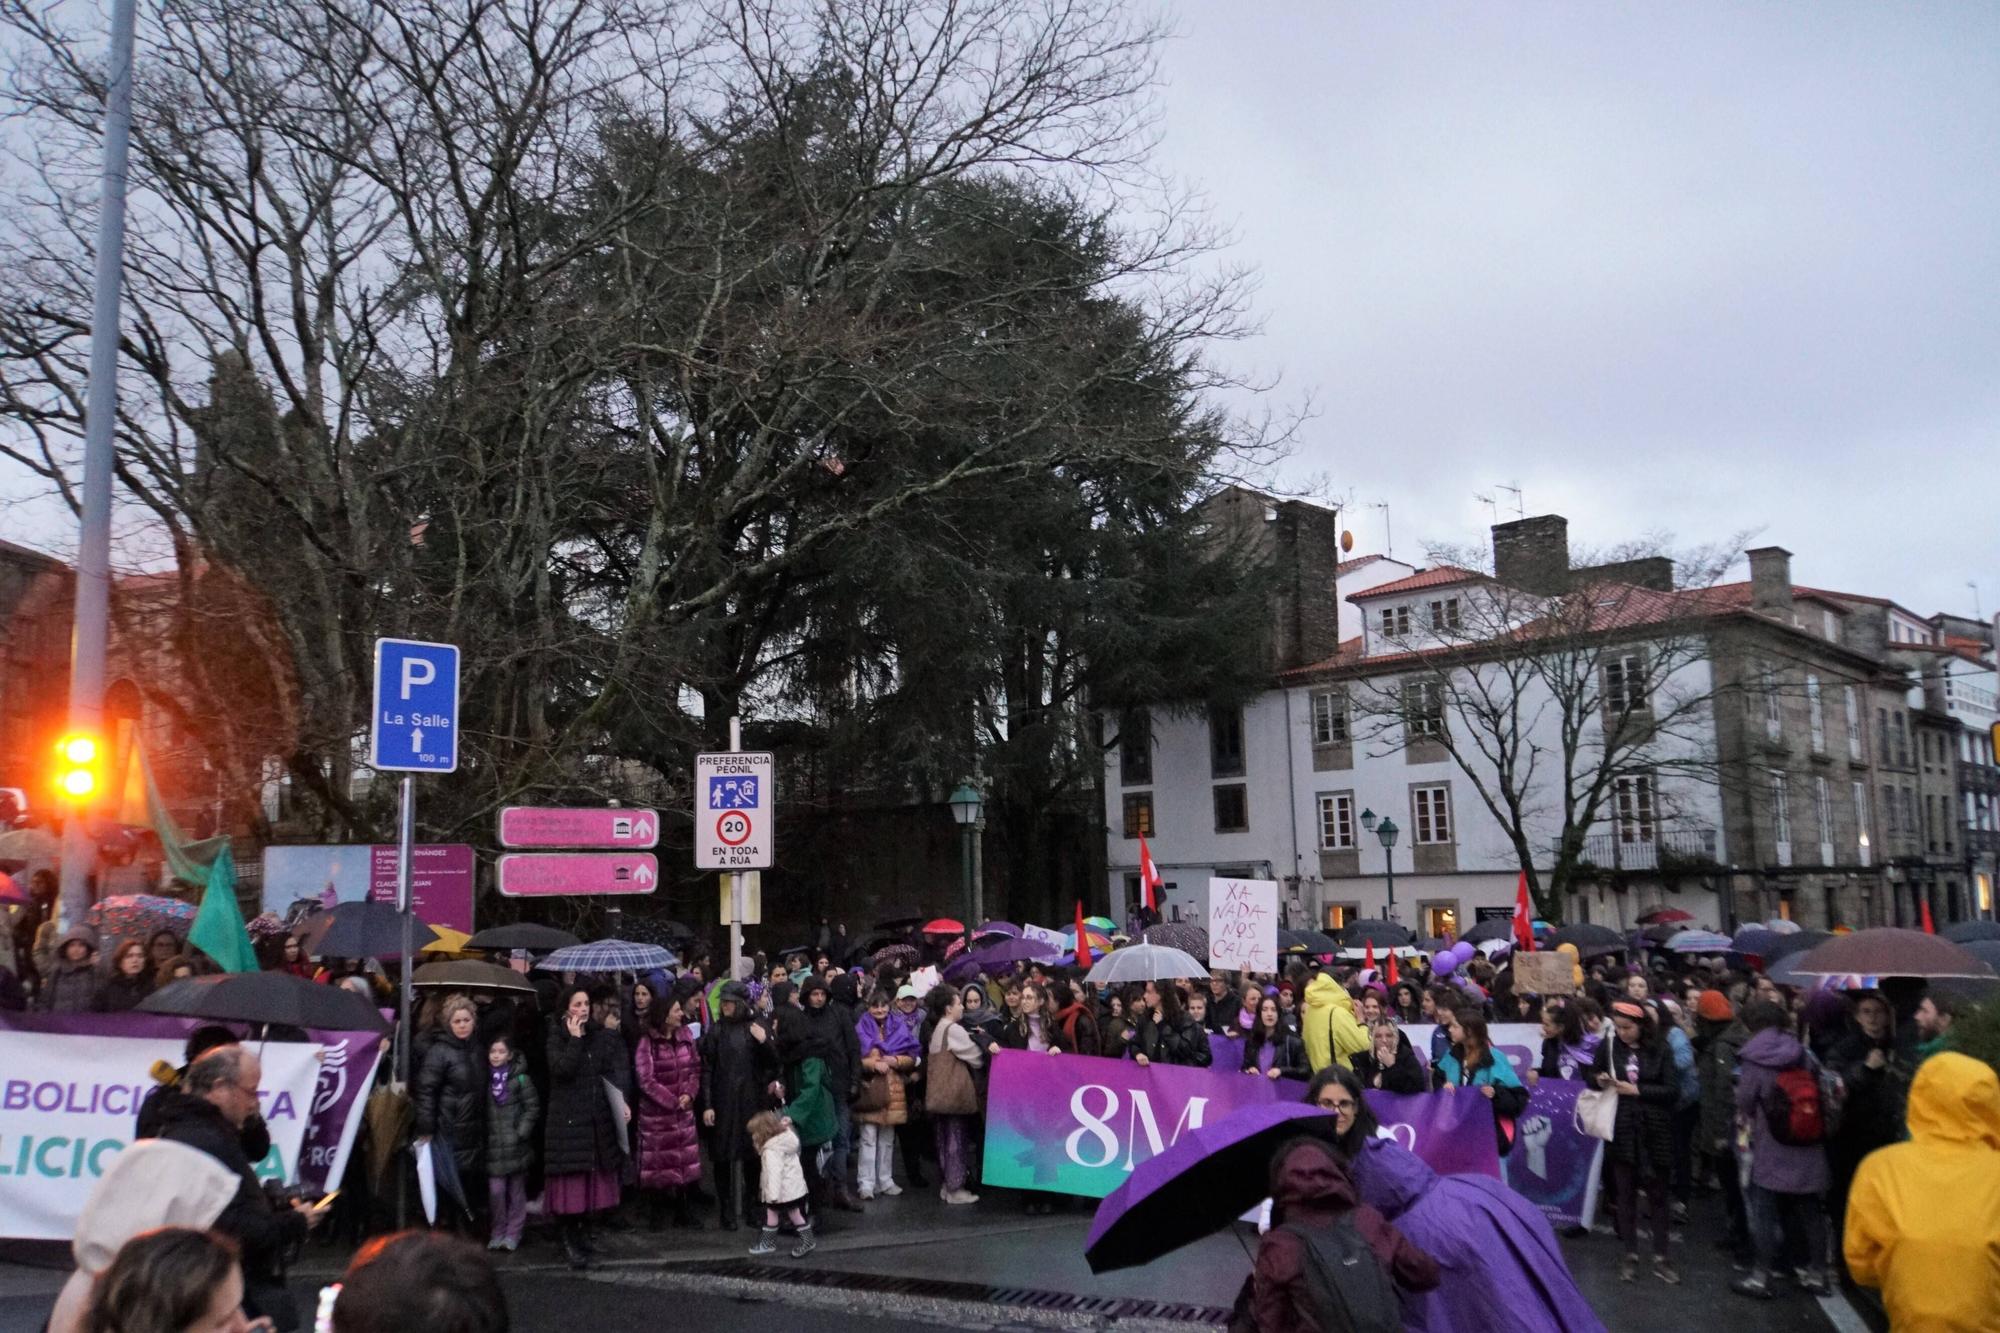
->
(1595, 999), (1677, 1285)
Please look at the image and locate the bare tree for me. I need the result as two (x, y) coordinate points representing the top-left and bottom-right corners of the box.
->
(1342, 541), (1748, 919)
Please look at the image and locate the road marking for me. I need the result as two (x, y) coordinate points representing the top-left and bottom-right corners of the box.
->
(1819, 1291), (1872, 1333)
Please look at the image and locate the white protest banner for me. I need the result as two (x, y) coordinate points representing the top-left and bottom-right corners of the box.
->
(1022, 924), (1066, 950)
(1208, 877), (1278, 973)
(0, 1031), (323, 1240)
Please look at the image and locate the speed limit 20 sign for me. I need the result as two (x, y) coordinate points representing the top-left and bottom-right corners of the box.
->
(695, 751), (773, 870)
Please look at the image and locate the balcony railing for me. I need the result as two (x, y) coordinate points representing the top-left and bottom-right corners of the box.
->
(1566, 827), (1719, 873)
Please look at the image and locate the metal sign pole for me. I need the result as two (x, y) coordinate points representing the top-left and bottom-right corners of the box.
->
(395, 775), (415, 1084)
(728, 715), (744, 977)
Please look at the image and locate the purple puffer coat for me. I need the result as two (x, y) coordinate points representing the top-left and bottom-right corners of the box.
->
(634, 1025), (702, 1189)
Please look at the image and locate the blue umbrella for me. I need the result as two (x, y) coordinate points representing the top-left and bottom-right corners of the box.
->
(536, 939), (678, 973)
(1732, 927), (1786, 960)
(1667, 930), (1734, 954)
(1085, 1101), (1340, 1273)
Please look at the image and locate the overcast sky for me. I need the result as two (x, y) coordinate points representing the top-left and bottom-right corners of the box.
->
(1153, 1), (1998, 616)
(4, 3), (1994, 617)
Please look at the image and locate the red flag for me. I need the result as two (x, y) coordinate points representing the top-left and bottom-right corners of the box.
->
(1365, 939), (1377, 975)
(1137, 834), (1163, 912)
(1512, 871), (1536, 953)
(1921, 897), (1936, 935)
(1386, 952), (1399, 986)
(1074, 899), (1092, 970)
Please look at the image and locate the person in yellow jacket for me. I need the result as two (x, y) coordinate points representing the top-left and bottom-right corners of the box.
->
(1301, 973), (1370, 1073)
(1843, 1051), (2000, 1332)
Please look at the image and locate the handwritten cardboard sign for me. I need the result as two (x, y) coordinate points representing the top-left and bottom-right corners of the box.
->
(1208, 876), (1278, 973)
(1511, 950), (1576, 996)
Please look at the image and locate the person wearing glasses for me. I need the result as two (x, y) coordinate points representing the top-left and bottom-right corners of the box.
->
(1302, 1067), (1604, 1333)
(157, 1047), (321, 1330)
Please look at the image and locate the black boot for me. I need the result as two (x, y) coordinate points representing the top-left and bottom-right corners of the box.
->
(673, 1188), (704, 1230)
(718, 1163), (740, 1231)
(562, 1221), (590, 1271)
(647, 1192), (668, 1231)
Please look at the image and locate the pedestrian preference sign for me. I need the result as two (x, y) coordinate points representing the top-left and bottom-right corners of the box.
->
(695, 751), (773, 869)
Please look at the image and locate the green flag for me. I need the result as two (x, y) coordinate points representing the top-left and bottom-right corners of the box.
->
(188, 844), (258, 973)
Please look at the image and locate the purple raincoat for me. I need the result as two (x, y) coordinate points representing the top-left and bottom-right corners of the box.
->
(1350, 1136), (1606, 1333)
(856, 1008), (920, 1059)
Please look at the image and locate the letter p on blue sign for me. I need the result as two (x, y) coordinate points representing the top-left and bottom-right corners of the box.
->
(371, 638), (460, 773)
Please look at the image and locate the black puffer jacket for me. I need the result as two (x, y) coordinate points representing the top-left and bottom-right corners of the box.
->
(93, 970), (152, 1012)
(1241, 1027), (1311, 1081)
(415, 1030), (486, 1172)
(543, 1019), (625, 1178)
(1141, 1013), (1213, 1067)
(1596, 1035), (1676, 1176)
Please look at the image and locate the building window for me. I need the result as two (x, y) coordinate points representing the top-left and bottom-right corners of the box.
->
(1892, 713), (1909, 767)
(1926, 794), (1938, 852)
(1412, 784), (1453, 844)
(1904, 786), (1918, 842)
(1209, 706), (1245, 778)
(1427, 598), (1461, 632)
(1882, 784), (1898, 836)
(1213, 783), (1249, 833)
(1853, 780), (1871, 864)
(1806, 675), (1825, 752)
(1605, 652), (1650, 715)
(1405, 680), (1445, 740)
(1822, 608), (1838, 641)
(1118, 709), (1152, 786)
(1378, 605), (1411, 638)
(1763, 665), (1783, 739)
(1317, 792), (1355, 850)
(1323, 902), (1361, 930)
(1844, 686), (1862, 760)
(1310, 690), (1349, 745)
(1419, 902), (1460, 939)
(1770, 770), (1792, 848)
(1814, 776), (1832, 850)
(1614, 773), (1656, 844)
(1121, 792), (1154, 839)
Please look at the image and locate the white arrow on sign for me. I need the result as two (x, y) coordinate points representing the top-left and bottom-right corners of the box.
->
(634, 863), (654, 885)
(634, 818), (653, 841)
(411, 726), (424, 753)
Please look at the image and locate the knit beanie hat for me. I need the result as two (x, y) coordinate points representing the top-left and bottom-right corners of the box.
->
(1696, 989), (1734, 1022)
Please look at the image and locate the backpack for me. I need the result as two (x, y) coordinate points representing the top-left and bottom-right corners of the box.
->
(1762, 1063), (1826, 1147)
(1280, 1220), (1403, 1333)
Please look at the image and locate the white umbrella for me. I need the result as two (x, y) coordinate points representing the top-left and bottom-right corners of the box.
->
(1762, 918), (1802, 935)
(1084, 943), (1209, 986)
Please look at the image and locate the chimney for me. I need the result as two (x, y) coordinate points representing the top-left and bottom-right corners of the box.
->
(1746, 546), (1793, 617)
(1492, 515), (1570, 594)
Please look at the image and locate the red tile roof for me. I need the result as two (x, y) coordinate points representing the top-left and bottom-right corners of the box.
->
(1346, 565), (1486, 602)
(1336, 554), (1388, 575)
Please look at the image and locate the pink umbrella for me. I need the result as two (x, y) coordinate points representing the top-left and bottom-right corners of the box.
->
(0, 871), (28, 905)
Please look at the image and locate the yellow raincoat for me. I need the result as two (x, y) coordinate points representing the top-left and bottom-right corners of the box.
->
(1300, 974), (1370, 1073)
(1844, 1052), (2000, 1332)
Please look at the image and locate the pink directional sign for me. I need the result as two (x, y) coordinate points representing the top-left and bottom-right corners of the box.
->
(497, 852), (659, 897)
(497, 806), (660, 849)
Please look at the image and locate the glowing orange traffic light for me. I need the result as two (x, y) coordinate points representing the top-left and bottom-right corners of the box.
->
(54, 732), (102, 801)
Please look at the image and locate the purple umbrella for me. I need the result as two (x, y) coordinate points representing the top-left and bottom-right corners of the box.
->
(1085, 1101), (1340, 1273)
(968, 937), (1061, 971)
(976, 921), (1022, 938)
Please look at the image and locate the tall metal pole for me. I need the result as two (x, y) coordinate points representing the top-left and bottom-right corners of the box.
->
(971, 814), (986, 927)
(1384, 847), (1397, 921)
(394, 776), (415, 1084)
(728, 715), (744, 978)
(57, 0), (140, 930)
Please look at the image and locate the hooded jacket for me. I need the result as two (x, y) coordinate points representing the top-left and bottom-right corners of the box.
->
(1732, 1027), (1830, 1195)
(1844, 1052), (2000, 1333)
(1246, 1141), (1438, 1333)
(37, 927), (98, 1013)
(1349, 1136), (1606, 1333)
(1300, 975), (1369, 1074)
(1694, 1016), (1750, 1153)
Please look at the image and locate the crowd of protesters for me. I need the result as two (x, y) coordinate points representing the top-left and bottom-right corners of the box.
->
(12, 878), (2000, 1333)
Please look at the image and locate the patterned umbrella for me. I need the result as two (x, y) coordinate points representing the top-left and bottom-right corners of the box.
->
(1666, 930), (1735, 954)
(88, 894), (195, 940)
(1637, 907), (1695, 924)
(1084, 916), (1117, 933)
(869, 943), (920, 969)
(245, 912), (291, 941)
(536, 939), (678, 973)
(1141, 923), (1210, 959)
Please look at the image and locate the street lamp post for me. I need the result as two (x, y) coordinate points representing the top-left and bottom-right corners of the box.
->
(949, 783), (983, 926)
(1359, 808), (1400, 921)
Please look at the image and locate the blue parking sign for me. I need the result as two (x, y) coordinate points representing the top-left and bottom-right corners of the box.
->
(371, 639), (460, 772)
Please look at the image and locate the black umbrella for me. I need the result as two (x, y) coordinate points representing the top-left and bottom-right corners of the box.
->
(1943, 921), (2000, 944)
(1461, 918), (1518, 945)
(1545, 923), (1624, 952)
(412, 959), (536, 994)
(142, 972), (390, 1034)
(1764, 929), (1833, 962)
(1340, 919), (1414, 948)
(300, 900), (439, 960)
(464, 923), (581, 952)
(1278, 928), (1340, 955)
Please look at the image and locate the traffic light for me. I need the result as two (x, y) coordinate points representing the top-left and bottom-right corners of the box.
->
(54, 732), (103, 802)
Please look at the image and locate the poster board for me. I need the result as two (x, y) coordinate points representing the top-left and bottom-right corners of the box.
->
(1512, 950), (1576, 996)
(1208, 876), (1278, 973)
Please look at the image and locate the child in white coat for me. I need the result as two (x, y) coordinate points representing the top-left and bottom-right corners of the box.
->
(746, 1110), (814, 1258)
